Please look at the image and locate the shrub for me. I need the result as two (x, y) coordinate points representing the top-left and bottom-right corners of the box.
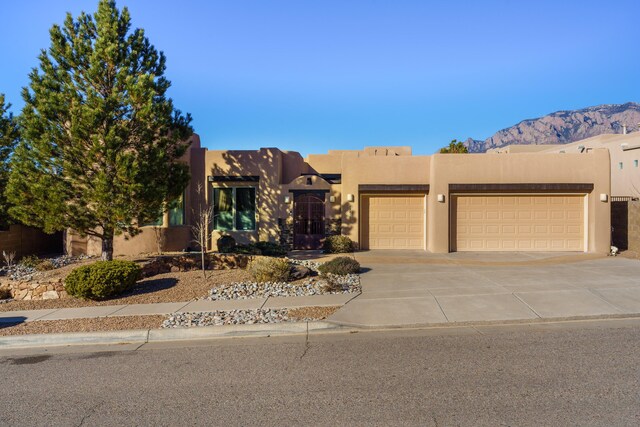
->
(217, 235), (236, 253)
(35, 260), (56, 271)
(254, 241), (288, 257)
(318, 256), (360, 276)
(233, 244), (262, 255)
(19, 255), (41, 269)
(323, 235), (354, 253)
(248, 257), (291, 283)
(0, 287), (11, 300)
(65, 260), (141, 300)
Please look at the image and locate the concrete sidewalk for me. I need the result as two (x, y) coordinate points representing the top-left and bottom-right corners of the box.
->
(0, 293), (357, 323)
(328, 252), (640, 327)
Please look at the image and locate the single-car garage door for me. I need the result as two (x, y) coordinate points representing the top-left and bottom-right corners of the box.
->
(362, 195), (425, 249)
(453, 195), (584, 251)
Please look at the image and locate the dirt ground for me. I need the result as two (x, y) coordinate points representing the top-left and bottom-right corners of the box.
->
(0, 268), (252, 312)
(0, 315), (165, 336)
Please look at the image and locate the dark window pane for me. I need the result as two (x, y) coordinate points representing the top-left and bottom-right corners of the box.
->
(214, 188), (233, 230)
(169, 193), (185, 226)
(235, 188), (256, 230)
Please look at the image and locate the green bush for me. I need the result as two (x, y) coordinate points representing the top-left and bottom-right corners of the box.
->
(248, 257), (291, 282)
(217, 235), (237, 253)
(323, 235), (354, 253)
(226, 241), (287, 257)
(318, 256), (360, 276)
(20, 255), (41, 269)
(254, 241), (288, 257)
(65, 260), (141, 300)
(233, 244), (262, 255)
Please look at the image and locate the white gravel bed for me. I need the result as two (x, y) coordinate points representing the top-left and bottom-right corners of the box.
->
(207, 273), (360, 300)
(285, 257), (321, 271)
(162, 309), (311, 328)
(0, 254), (93, 281)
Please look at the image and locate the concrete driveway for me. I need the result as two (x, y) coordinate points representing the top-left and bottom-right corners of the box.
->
(329, 251), (640, 327)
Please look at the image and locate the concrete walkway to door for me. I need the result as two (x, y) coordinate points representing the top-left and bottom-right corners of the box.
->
(328, 250), (640, 327)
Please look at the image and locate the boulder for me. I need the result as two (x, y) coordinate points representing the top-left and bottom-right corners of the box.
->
(42, 290), (60, 300)
(290, 265), (311, 281)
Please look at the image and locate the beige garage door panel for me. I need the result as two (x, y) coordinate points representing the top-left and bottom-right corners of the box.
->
(455, 195), (584, 251)
(366, 196), (425, 249)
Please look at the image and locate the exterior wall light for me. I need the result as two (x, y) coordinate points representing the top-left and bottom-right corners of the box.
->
(347, 194), (355, 202)
(329, 195), (336, 203)
(284, 195), (291, 204)
(437, 194), (445, 203)
(600, 194), (608, 202)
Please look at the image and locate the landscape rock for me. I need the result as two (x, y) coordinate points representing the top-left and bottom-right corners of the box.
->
(41, 290), (60, 300)
(289, 265), (311, 280)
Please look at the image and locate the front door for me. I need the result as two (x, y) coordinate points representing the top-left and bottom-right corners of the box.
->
(293, 193), (325, 249)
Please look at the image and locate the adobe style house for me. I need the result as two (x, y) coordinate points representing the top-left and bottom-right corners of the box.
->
(68, 134), (612, 256)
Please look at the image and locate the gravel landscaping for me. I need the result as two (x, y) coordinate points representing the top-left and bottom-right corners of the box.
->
(162, 306), (341, 328)
(0, 268), (252, 312)
(208, 273), (360, 300)
(0, 255), (94, 282)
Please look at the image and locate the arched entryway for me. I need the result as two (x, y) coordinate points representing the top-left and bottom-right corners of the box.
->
(293, 193), (325, 249)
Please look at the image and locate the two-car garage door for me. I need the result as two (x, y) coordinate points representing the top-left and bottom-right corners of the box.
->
(453, 195), (584, 251)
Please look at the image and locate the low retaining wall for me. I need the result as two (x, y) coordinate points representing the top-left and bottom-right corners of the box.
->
(1, 279), (67, 301)
(141, 253), (250, 277)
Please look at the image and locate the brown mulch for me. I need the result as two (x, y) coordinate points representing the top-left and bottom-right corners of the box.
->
(0, 315), (165, 336)
(0, 268), (252, 312)
(288, 305), (341, 320)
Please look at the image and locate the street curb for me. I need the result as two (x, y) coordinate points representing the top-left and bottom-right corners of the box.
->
(0, 329), (151, 348)
(0, 321), (341, 349)
(324, 312), (640, 329)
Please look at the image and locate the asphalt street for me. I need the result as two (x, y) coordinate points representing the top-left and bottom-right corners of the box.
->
(1, 319), (640, 426)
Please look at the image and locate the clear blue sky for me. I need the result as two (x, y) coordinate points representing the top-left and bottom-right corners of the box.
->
(1, 0), (639, 155)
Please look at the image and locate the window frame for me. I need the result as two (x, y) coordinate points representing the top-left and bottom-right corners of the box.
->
(212, 185), (257, 232)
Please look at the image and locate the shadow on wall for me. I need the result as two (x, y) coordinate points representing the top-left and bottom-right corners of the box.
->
(0, 226), (63, 259)
(209, 149), (303, 246)
(210, 149), (357, 248)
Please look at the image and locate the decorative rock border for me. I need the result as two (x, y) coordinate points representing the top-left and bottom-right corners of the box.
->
(162, 308), (322, 328)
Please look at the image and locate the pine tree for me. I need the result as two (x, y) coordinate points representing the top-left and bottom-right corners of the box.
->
(0, 94), (19, 229)
(439, 139), (469, 154)
(7, 0), (192, 260)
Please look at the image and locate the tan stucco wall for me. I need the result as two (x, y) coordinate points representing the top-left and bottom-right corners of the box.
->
(340, 156), (431, 245)
(206, 147), (292, 249)
(426, 150), (611, 253)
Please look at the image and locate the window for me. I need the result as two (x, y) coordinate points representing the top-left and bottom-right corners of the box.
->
(214, 187), (256, 231)
(619, 162), (624, 170)
(169, 193), (186, 226)
(635, 160), (638, 168)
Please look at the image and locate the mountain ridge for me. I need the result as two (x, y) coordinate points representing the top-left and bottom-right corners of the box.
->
(463, 102), (640, 153)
